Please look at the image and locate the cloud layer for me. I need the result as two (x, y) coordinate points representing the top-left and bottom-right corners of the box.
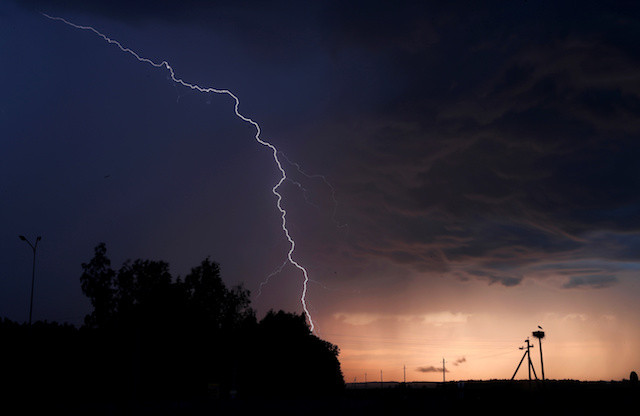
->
(4, 1), (640, 327)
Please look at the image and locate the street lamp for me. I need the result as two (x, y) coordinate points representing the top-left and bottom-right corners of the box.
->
(19, 235), (41, 326)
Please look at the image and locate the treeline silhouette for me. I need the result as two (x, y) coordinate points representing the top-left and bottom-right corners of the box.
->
(1, 243), (344, 409)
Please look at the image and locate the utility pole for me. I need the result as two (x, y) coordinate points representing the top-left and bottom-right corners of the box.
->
(533, 327), (546, 381)
(403, 365), (406, 384)
(443, 358), (446, 383)
(380, 370), (383, 388)
(19, 235), (41, 326)
(511, 338), (538, 382)
(526, 339), (532, 381)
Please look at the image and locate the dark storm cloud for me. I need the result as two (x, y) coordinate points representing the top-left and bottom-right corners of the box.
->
(12, 0), (323, 60)
(464, 269), (522, 288)
(15, 0), (640, 291)
(307, 1), (640, 289)
(563, 275), (618, 290)
(13, 0), (229, 21)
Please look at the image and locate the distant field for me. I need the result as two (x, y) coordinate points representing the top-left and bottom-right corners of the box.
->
(339, 379), (638, 415)
(3, 379), (637, 415)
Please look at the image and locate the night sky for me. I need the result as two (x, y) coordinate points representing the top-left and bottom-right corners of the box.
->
(2, 0), (640, 382)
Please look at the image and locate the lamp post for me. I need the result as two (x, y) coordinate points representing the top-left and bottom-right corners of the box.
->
(19, 235), (41, 326)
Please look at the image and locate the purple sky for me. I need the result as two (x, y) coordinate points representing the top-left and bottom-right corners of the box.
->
(2, 1), (640, 380)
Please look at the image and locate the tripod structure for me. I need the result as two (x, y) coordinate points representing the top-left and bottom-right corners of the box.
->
(511, 338), (538, 381)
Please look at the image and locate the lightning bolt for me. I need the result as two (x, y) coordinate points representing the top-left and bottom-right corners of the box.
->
(280, 151), (347, 230)
(257, 154), (347, 298)
(257, 259), (288, 298)
(42, 13), (316, 331)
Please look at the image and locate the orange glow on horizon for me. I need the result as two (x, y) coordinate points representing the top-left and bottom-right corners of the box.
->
(316, 277), (640, 383)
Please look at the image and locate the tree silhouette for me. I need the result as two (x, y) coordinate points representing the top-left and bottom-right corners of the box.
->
(246, 310), (345, 396)
(182, 257), (254, 332)
(80, 242), (115, 328)
(22, 243), (345, 401)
